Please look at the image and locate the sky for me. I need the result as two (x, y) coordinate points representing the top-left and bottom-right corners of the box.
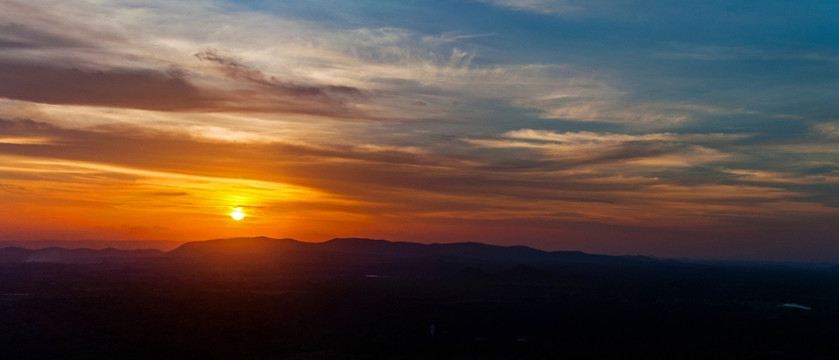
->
(0, 0), (838, 261)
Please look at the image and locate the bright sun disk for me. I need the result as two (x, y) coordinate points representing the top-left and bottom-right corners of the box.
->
(230, 207), (246, 220)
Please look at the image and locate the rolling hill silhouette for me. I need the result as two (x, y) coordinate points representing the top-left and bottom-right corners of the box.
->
(0, 246), (163, 264)
(0, 236), (654, 263)
(0, 236), (656, 273)
(169, 236), (651, 263)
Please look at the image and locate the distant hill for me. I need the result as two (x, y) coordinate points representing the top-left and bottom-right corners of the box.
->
(162, 237), (658, 273)
(0, 240), (183, 251)
(0, 247), (163, 264)
(166, 236), (308, 260)
(321, 237), (557, 262)
(165, 236), (619, 263)
(321, 237), (654, 266)
(0, 236), (656, 270)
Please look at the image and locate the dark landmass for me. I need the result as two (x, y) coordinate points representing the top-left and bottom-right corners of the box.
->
(0, 247), (163, 264)
(0, 240), (183, 251)
(1, 237), (838, 359)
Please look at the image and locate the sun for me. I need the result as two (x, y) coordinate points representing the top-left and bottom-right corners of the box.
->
(230, 207), (246, 221)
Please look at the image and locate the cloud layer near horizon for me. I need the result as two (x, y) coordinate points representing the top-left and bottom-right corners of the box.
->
(1, 0), (838, 261)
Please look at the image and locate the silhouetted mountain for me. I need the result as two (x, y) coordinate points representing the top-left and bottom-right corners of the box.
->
(322, 238), (562, 262)
(322, 237), (655, 267)
(166, 237), (398, 271)
(167, 236), (308, 260)
(0, 247), (163, 264)
(321, 237), (427, 257)
(0, 237), (657, 270)
(162, 237), (658, 274)
(0, 240), (183, 251)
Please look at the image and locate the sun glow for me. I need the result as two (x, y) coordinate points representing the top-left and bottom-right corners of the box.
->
(230, 207), (246, 220)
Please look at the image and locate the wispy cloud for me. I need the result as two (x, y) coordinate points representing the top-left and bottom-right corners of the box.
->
(724, 169), (839, 185)
(193, 49), (364, 100)
(814, 122), (839, 139)
(474, 0), (580, 15)
(4, 118), (831, 231)
(466, 129), (739, 172)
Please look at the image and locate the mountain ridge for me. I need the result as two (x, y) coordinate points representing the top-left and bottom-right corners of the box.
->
(0, 236), (652, 267)
(0, 246), (164, 264)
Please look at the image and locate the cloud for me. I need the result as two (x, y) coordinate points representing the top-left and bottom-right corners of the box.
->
(814, 122), (839, 139)
(536, 100), (690, 124)
(0, 118), (797, 213)
(420, 32), (496, 46)
(0, 61), (213, 111)
(1, 117), (838, 258)
(724, 169), (839, 185)
(2, 118), (807, 225)
(465, 129), (740, 172)
(0, 2), (370, 118)
(194, 49), (364, 100)
(0, 23), (90, 49)
(505, 129), (677, 143)
(0, 1), (649, 124)
(475, 0), (580, 15)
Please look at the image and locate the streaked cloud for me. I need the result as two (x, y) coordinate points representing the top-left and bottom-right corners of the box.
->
(475, 0), (580, 15)
(0, 61), (211, 111)
(814, 122), (839, 139)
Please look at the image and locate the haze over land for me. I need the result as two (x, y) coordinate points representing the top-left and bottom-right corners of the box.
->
(1, 1), (838, 261)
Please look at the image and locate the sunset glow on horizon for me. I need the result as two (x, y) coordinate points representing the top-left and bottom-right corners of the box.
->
(1, 0), (838, 261)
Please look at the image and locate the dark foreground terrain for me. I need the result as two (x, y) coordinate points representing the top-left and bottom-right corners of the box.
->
(1, 237), (838, 359)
